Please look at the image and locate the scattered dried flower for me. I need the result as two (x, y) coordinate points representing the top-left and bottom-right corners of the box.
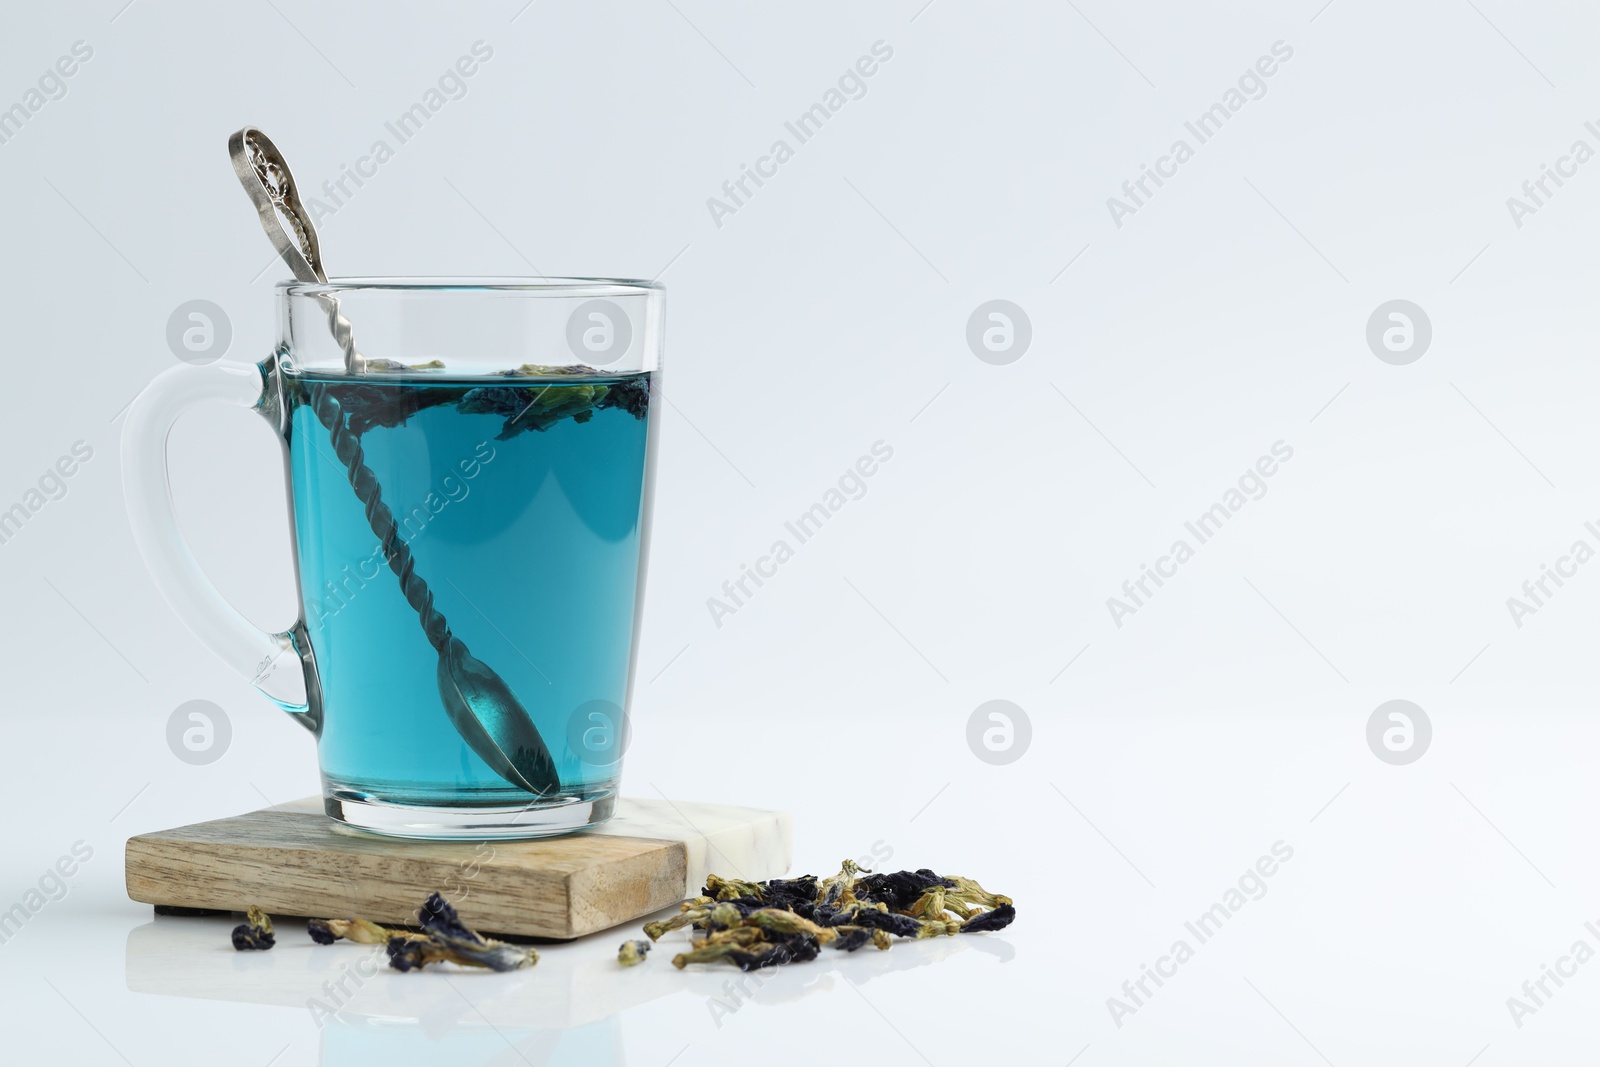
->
(704, 874), (766, 901)
(959, 903), (1016, 933)
(231, 905), (275, 951)
(831, 927), (874, 952)
(644, 906), (712, 941)
(306, 893), (536, 973)
(617, 939), (651, 966)
(387, 892), (537, 973)
(308, 917), (421, 946)
(256, 861), (1009, 980)
(647, 861), (1013, 972)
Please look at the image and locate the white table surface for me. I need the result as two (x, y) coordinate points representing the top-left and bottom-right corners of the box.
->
(5, 699), (1599, 1066)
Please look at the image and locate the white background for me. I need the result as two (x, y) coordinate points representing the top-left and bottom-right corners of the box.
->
(3, 0), (1600, 1063)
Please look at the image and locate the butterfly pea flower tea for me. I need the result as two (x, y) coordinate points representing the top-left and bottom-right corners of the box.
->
(126, 276), (662, 839)
(123, 131), (662, 838)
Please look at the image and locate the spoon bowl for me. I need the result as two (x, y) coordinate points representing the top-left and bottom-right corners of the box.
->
(438, 636), (560, 796)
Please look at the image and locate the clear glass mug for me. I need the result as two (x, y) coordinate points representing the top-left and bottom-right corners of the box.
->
(124, 278), (662, 838)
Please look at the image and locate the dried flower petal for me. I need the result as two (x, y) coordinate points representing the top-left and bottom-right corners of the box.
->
(645, 906), (710, 941)
(673, 934), (821, 972)
(704, 874), (765, 901)
(339, 893), (539, 972)
(960, 903), (1016, 933)
(639, 863), (1012, 974)
(854, 869), (955, 911)
(387, 936), (442, 973)
(394, 892), (537, 972)
(943, 876), (1013, 910)
(231, 905), (275, 951)
(759, 876), (820, 909)
(913, 918), (961, 939)
(746, 908), (836, 945)
(618, 940), (652, 966)
(906, 886), (948, 921)
(834, 907), (923, 939)
(503, 363), (601, 377)
(308, 917), (418, 946)
(831, 927), (873, 952)
(693, 926), (764, 949)
(818, 859), (864, 907)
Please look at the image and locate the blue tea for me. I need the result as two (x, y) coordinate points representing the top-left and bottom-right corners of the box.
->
(283, 371), (653, 815)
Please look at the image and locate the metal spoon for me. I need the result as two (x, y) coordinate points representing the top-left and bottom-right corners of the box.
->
(228, 126), (560, 798)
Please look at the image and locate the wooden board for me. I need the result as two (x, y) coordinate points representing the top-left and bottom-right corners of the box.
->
(126, 797), (792, 939)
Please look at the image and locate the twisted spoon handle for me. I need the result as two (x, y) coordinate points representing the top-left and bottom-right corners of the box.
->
(320, 294), (367, 374)
(308, 384), (451, 654)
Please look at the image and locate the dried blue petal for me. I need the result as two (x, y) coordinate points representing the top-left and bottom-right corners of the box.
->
(831, 927), (873, 952)
(735, 935), (820, 971)
(231, 906), (275, 951)
(960, 903), (1015, 933)
(854, 869), (955, 910)
(381, 892), (539, 972)
(419, 892), (477, 944)
(759, 876), (820, 909)
(387, 936), (429, 972)
(839, 909), (924, 939)
(231, 925), (274, 950)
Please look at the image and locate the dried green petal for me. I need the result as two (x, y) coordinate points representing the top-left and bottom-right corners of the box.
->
(672, 941), (739, 969)
(695, 926), (764, 949)
(746, 908), (836, 945)
(943, 875), (1013, 909)
(618, 939), (652, 966)
(906, 886), (947, 921)
(704, 874), (765, 901)
(818, 859), (863, 907)
(913, 918), (961, 939)
(675, 935), (821, 971)
(503, 363), (601, 377)
(644, 907), (710, 941)
(309, 917), (419, 946)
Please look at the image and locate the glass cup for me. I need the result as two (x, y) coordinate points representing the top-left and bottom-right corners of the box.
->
(124, 278), (662, 838)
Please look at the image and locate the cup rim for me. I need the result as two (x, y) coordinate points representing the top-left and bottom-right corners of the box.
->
(277, 276), (665, 296)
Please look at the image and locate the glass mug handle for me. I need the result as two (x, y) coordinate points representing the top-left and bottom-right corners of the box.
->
(121, 361), (320, 732)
